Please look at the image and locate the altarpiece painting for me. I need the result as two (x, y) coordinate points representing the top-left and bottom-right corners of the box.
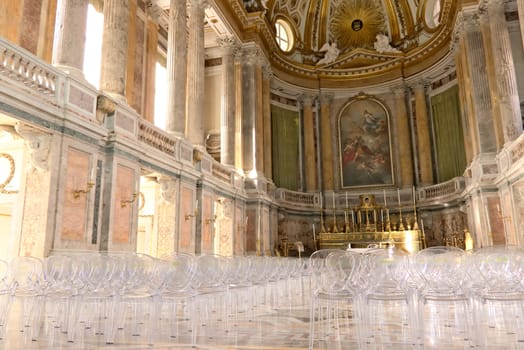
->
(339, 95), (394, 188)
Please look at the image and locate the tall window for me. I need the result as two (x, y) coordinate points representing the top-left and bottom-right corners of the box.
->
(275, 19), (294, 53)
(154, 60), (167, 129)
(83, 4), (103, 88)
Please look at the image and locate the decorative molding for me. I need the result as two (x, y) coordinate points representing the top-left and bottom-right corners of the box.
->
(14, 123), (51, 172)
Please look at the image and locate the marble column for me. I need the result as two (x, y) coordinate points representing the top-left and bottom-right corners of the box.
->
(320, 94), (334, 191)
(186, 0), (207, 146)
(301, 94), (317, 191)
(479, 10), (505, 151)
(463, 19), (497, 154)
(485, 0), (523, 143)
(413, 82), (433, 185)
(218, 37), (237, 166)
(255, 61), (265, 174)
(52, 0), (89, 78)
(454, 36), (478, 161)
(393, 86), (414, 187)
(262, 66), (273, 179)
(143, 4), (160, 124)
(166, 0), (187, 135)
(100, 0), (130, 99)
(241, 46), (258, 174)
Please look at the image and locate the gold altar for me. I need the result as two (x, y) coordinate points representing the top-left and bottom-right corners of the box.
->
(317, 194), (426, 253)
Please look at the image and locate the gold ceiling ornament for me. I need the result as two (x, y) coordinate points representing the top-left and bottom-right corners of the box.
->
(330, 0), (386, 52)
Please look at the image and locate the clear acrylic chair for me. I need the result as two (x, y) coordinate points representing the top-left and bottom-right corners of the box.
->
(0, 259), (12, 340)
(412, 246), (473, 348)
(468, 246), (524, 348)
(8, 256), (45, 341)
(359, 247), (417, 348)
(309, 250), (362, 349)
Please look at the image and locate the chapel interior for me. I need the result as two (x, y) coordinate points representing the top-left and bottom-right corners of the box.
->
(0, 0), (524, 348)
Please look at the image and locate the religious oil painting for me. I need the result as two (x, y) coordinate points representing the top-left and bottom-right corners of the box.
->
(339, 96), (393, 188)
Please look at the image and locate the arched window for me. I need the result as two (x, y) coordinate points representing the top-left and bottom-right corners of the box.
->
(425, 0), (441, 29)
(275, 19), (294, 52)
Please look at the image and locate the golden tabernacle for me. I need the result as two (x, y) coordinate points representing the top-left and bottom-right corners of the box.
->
(317, 194), (425, 253)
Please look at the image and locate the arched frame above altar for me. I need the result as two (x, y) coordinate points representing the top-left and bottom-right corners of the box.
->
(338, 94), (395, 189)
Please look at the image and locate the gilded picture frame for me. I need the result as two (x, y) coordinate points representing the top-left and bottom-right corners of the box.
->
(338, 94), (394, 188)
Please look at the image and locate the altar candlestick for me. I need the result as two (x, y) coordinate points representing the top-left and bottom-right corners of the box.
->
(319, 192), (323, 208)
(345, 192), (349, 209)
(383, 189), (387, 208)
(313, 224), (316, 241)
(412, 186), (416, 210)
(344, 210), (348, 223)
(397, 188), (401, 208)
(332, 194), (335, 209)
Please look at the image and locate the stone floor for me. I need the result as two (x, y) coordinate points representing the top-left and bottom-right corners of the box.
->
(2, 300), (524, 350)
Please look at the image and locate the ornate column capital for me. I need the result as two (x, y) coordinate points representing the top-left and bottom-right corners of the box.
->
(391, 83), (407, 97)
(262, 64), (273, 80)
(319, 93), (334, 106)
(298, 94), (316, 107)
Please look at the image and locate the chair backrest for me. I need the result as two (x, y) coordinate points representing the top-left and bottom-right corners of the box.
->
(469, 246), (524, 293)
(163, 252), (196, 292)
(9, 256), (44, 294)
(360, 247), (409, 295)
(412, 246), (467, 294)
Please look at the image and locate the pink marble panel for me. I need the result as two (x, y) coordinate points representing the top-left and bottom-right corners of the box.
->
(487, 197), (505, 245)
(112, 165), (135, 244)
(245, 208), (256, 252)
(179, 187), (193, 250)
(234, 206), (244, 255)
(61, 148), (90, 241)
(202, 193), (213, 252)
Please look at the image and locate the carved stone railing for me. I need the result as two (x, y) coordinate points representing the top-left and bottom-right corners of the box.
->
(418, 177), (465, 202)
(137, 119), (177, 156)
(0, 38), (59, 98)
(275, 188), (317, 209)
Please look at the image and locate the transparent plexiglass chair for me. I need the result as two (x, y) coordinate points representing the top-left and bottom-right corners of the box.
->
(309, 250), (362, 350)
(412, 246), (473, 348)
(468, 246), (524, 348)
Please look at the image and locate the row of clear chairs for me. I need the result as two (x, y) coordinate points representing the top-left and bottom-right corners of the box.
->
(2, 246), (524, 348)
(308, 245), (524, 349)
(0, 252), (308, 346)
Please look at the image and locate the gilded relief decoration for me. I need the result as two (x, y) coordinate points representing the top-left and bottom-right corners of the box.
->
(330, 0), (386, 51)
(339, 95), (393, 188)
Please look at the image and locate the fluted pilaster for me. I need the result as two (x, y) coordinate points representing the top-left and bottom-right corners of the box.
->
(166, 0), (187, 135)
(300, 94), (317, 191)
(320, 94), (334, 190)
(262, 66), (272, 179)
(240, 45), (259, 173)
(100, 0), (129, 98)
(463, 15), (497, 154)
(393, 86), (414, 186)
(186, 0), (207, 146)
(485, 0), (523, 143)
(218, 36), (238, 166)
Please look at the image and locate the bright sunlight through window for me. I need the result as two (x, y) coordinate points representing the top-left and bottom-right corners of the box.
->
(275, 19), (294, 53)
(154, 62), (167, 129)
(83, 4), (103, 89)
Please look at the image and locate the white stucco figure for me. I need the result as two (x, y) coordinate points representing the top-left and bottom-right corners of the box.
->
(374, 34), (400, 53)
(317, 42), (340, 65)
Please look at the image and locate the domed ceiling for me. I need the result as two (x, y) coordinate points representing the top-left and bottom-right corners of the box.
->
(261, 0), (458, 87)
